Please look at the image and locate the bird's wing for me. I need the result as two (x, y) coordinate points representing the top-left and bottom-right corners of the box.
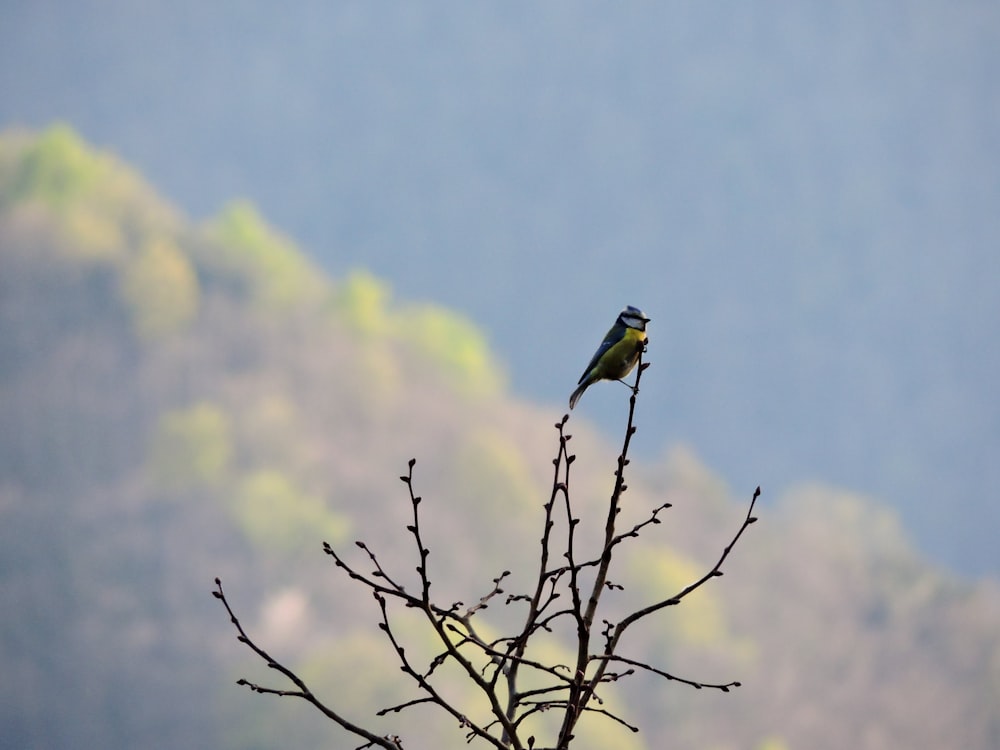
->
(577, 326), (620, 384)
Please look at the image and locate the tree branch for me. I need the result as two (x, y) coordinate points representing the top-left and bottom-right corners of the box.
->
(212, 578), (405, 750)
(215, 342), (759, 749)
(556, 352), (648, 746)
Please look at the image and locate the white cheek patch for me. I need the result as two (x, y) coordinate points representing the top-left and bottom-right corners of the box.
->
(621, 315), (646, 330)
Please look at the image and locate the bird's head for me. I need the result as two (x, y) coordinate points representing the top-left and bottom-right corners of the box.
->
(618, 306), (650, 330)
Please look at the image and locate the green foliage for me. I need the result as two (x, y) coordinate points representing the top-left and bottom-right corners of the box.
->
(205, 200), (326, 310)
(0, 124), (180, 263)
(2, 124), (126, 260)
(298, 630), (411, 719)
(327, 271), (405, 411)
(333, 269), (393, 336)
(8, 123), (109, 207)
(395, 302), (506, 396)
(627, 546), (731, 651)
(119, 234), (200, 340)
(229, 470), (350, 555)
(331, 270), (505, 400)
(149, 402), (233, 489)
(451, 428), (541, 519)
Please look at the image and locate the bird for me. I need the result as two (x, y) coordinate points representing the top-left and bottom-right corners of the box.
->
(569, 306), (650, 410)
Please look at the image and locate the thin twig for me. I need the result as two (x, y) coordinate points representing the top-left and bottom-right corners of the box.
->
(607, 486), (760, 645)
(212, 578), (405, 750)
(593, 654), (742, 692)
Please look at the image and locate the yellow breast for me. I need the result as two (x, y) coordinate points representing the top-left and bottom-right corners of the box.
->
(598, 327), (646, 380)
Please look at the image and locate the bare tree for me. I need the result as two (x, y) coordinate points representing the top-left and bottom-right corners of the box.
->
(214, 355), (759, 749)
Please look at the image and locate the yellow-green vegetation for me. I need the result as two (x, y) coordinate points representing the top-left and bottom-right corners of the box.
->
(513, 631), (649, 750)
(149, 402), (233, 489)
(292, 629), (487, 749)
(291, 615), (649, 750)
(299, 609), (488, 722)
(333, 271), (505, 398)
(561, 717), (648, 750)
(1, 124), (176, 260)
(627, 546), (734, 652)
(230, 470), (350, 555)
(395, 302), (506, 396)
(333, 269), (393, 336)
(3, 125), (507, 402)
(329, 270), (404, 413)
(754, 737), (792, 750)
(297, 631), (405, 718)
(204, 199), (327, 310)
(120, 234), (200, 339)
(451, 427), (542, 520)
(8, 123), (112, 208)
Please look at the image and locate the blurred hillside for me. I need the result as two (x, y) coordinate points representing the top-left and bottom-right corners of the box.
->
(1, 127), (998, 750)
(1, 1), (998, 575)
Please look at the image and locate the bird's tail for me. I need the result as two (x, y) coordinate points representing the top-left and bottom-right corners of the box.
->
(568, 380), (590, 410)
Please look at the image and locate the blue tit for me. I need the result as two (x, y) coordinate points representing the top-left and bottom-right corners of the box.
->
(569, 306), (650, 410)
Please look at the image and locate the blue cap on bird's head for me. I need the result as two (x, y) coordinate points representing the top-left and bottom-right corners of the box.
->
(619, 306), (650, 328)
